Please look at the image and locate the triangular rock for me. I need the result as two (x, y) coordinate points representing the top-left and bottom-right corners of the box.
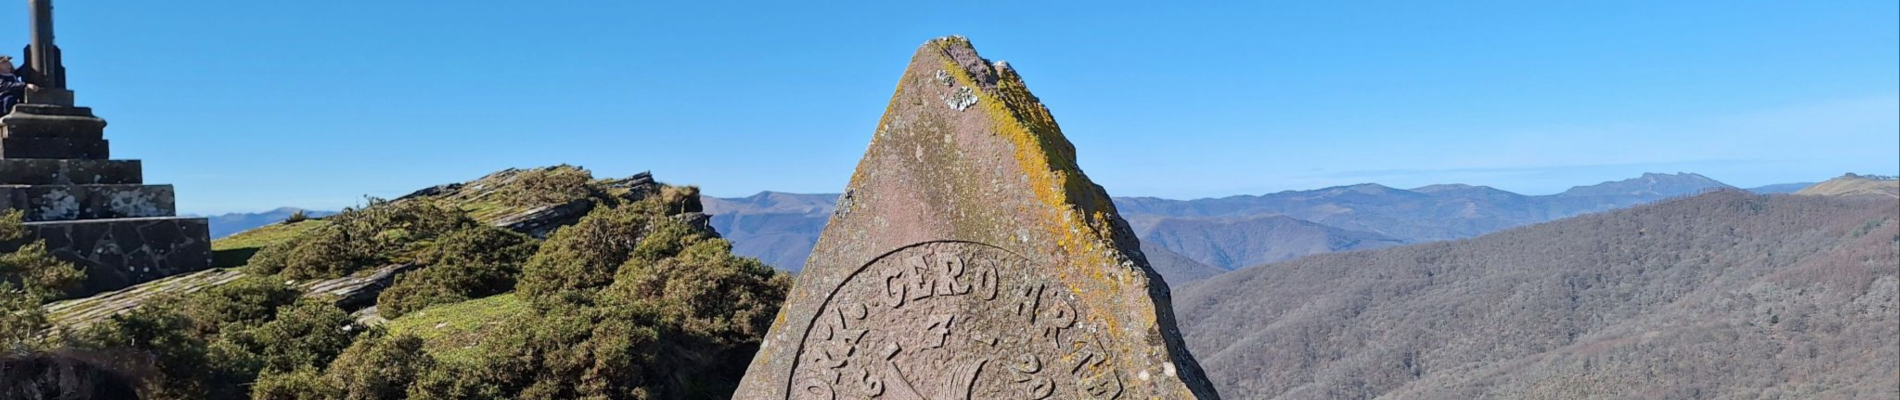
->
(736, 37), (1219, 399)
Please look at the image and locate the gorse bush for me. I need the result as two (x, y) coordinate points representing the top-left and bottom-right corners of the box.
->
(75, 280), (358, 400)
(250, 367), (338, 400)
(326, 330), (434, 400)
(285, 210), (310, 224)
(515, 205), (675, 307)
(240, 297), (360, 374)
(496, 165), (598, 208)
(0, 210), (82, 348)
(607, 238), (789, 347)
(377, 226), (537, 319)
(248, 199), (476, 279)
(79, 299), (259, 400)
(180, 276), (302, 336)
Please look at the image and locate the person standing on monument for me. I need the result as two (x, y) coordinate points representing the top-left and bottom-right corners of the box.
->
(0, 56), (42, 114)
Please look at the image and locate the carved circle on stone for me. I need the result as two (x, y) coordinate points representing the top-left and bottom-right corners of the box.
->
(788, 241), (1125, 400)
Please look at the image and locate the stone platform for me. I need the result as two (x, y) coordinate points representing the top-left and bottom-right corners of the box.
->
(2, 100), (210, 298)
(25, 216), (211, 297)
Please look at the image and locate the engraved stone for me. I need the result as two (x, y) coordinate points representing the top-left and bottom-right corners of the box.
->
(736, 37), (1219, 399)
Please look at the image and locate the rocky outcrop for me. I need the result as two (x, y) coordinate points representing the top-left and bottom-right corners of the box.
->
(44, 167), (680, 330)
(47, 262), (413, 331)
(398, 167), (660, 238)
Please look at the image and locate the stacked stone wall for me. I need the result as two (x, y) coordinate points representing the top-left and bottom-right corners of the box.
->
(2, 101), (211, 297)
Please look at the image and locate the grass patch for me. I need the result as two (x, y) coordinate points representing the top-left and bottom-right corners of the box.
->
(382, 293), (527, 365)
(211, 220), (330, 268)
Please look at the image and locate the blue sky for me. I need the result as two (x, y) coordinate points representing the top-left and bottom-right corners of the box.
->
(5, 1), (1895, 214)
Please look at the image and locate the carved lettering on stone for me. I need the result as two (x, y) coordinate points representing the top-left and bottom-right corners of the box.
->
(788, 241), (1124, 399)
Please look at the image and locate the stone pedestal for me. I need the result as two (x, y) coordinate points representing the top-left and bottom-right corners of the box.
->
(2, 103), (210, 298)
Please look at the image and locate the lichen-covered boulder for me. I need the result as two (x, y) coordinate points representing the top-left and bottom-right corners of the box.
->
(736, 37), (1219, 399)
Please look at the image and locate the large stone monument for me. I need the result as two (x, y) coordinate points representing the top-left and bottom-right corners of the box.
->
(736, 37), (1220, 399)
(1, 0), (211, 297)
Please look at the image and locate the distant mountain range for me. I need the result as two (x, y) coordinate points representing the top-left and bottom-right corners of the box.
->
(1173, 189), (1898, 398)
(200, 208), (338, 239)
(706, 173), (1817, 284)
(1747, 182), (1816, 194)
(227, 173), (1836, 286)
(700, 192), (837, 270)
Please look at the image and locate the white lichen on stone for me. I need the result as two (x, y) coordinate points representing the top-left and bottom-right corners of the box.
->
(108, 190), (164, 217)
(942, 86), (977, 111)
(36, 189), (79, 220)
(934, 70), (954, 86)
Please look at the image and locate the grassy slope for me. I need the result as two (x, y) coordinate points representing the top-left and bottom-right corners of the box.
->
(1797, 175), (1900, 198)
(382, 293), (529, 365)
(211, 220), (329, 268)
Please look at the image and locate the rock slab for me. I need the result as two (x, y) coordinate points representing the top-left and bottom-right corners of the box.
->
(736, 37), (1219, 399)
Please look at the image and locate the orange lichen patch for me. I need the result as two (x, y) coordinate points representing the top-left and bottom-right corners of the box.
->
(928, 39), (1153, 334)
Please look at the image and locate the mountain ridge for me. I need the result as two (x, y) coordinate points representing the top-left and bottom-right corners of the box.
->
(203, 208), (339, 239)
(1175, 189), (1899, 398)
(703, 173), (1814, 278)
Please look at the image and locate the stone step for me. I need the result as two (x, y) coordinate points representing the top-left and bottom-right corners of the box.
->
(0, 183), (175, 221)
(0, 136), (109, 159)
(0, 159), (142, 185)
(21, 216), (212, 298)
(7, 104), (99, 117)
(0, 107), (106, 140)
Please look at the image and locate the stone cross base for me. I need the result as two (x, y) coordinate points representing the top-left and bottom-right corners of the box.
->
(25, 87), (75, 107)
(1, 103), (108, 159)
(24, 217), (211, 297)
(1, 103), (211, 298)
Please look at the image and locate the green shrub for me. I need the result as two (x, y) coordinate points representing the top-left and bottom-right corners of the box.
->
(377, 226), (536, 319)
(243, 298), (360, 374)
(413, 225), (538, 268)
(251, 367), (339, 400)
(375, 262), (504, 320)
(405, 361), (500, 400)
(181, 276), (302, 335)
(245, 224), (361, 279)
(456, 304), (662, 400)
(515, 206), (666, 307)
(326, 330), (433, 400)
(0, 210), (83, 347)
(248, 199), (476, 279)
(498, 165), (597, 208)
(284, 210), (310, 224)
(607, 238), (789, 347)
(79, 301), (258, 400)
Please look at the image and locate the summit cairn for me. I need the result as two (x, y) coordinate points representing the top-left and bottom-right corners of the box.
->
(735, 37), (1219, 399)
(0, 0), (211, 297)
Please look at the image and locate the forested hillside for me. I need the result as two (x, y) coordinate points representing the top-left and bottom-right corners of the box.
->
(1175, 190), (1899, 399)
(1132, 214), (1404, 270)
